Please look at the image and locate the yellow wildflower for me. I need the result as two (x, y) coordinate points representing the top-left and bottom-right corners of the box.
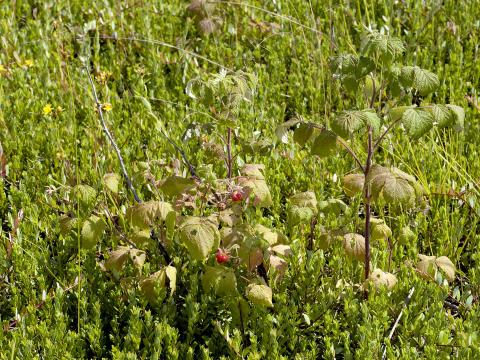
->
(24, 59), (34, 68)
(42, 104), (53, 115)
(102, 103), (113, 112)
(56, 106), (64, 113)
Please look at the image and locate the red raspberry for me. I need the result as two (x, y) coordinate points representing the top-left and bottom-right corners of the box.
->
(231, 191), (243, 202)
(216, 249), (230, 264)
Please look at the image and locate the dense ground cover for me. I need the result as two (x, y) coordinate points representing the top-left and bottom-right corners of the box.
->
(1, 0), (480, 358)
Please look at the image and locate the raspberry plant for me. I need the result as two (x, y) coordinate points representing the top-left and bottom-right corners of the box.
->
(276, 29), (464, 284)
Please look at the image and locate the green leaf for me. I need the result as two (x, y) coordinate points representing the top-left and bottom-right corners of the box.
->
(429, 104), (454, 128)
(361, 110), (381, 134)
(310, 130), (337, 157)
(446, 104), (465, 131)
(399, 226), (415, 244)
(126, 201), (176, 232)
(293, 123), (315, 147)
(103, 173), (121, 193)
(388, 106), (413, 122)
(140, 266), (177, 303)
(71, 184), (97, 207)
(159, 176), (196, 198)
(362, 30), (404, 62)
(105, 247), (146, 273)
(81, 215), (105, 249)
(246, 284), (273, 308)
(254, 224), (286, 246)
(318, 199), (348, 215)
(202, 266), (237, 297)
(401, 66), (439, 96)
(59, 215), (77, 235)
(342, 173), (365, 197)
(289, 191), (317, 211)
(371, 222), (392, 242)
(382, 175), (415, 206)
(331, 111), (364, 138)
(343, 233), (366, 261)
(287, 205), (314, 227)
(402, 108), (434, 139)
(179, 216), (220, 260)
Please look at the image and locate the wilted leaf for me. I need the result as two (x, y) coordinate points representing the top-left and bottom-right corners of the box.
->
(271, 244), (292, 257)
(179, 216), (220, 260)
(105, 246), (130, 272)
(202, 266), (237, 296)
(289, 191), (317, 211)
(140, 270), (165, 303)
(103, 173), (120, 193)
(81, 215), (105, 249)
(416, 254), (437, 280)
(310, 130), (337, 157)
(164, 265), (177, 295)
(246, 284), (273, 308)
(342, 173), (365, 197)
(269, 255), (287, 278)
(238, 164), (272, 207)
(368, 269), (397, 289)
(343, 233), (366, 261)
(126, 201), (176, 231)
(436, 256), (456, 282)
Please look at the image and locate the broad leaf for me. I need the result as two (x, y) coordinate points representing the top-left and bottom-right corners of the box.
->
(202, 266), (237, 296)
(416, 254), (455, 282)
(446, 104), (465, 131)
(402, 108), (434, 139)
(81, 215), (105, 249)
(71, 184), (97, 207)
(429, 104), (453, 128)
(287, 205), (314, 227)
(436, 256), (456, 282)
(310, 130), (337, 158)
(361, 30), (404, 62)
(103, 173), (120, 193)
(331, 111), (364, 138)
(368, 269), (397, 289)
(275, 118), (301, 144)
(318, 199), (348, 215)
(342, 173), (365, 197)
(401, 66), (439, 96)
(246, 284), (273, 308)
(178, 216), (220, 260)
(159, 176), (196, 198)
(238, 164), (272, 207)
(126, 201), (176, 232)
(343, 233), (366, 261)
(293, 123), (316, 147)
(289, 191), (317, 211)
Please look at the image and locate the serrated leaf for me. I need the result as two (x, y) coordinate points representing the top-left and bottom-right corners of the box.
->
(402, 108), (434, 139)
(126, 201), (176, 232)
(388, 106), (413, 122)
(371, 222), (392, 242)
(401, 66), (439, 96)
(289, 191), (317, 211)
(399, 226), (415, 244)
(238, 164), (272, 207)
(140, 270), (166, 303)
(59, 215), (77, 235)
(103, 173), (120, 193)
(246, 284), (273, 308)
(202, 266), (237, 296)
(287, 205), (314, 227)
(446, 104), (465, 131)
(318, 199), (348, 215)
(362, 30), (404, 62)
(71, 184), (97, 207)
(311, 130), (337, 157)
(81, 215), (105, 249)
(105, 246), (130, 272)
(331, 111), (364, 138)
(429, 104), (453, 128)
(179, 216), (220, 260)
(435, 256), (456, 282)
(343, 233), (366, 261)
(342, 173), (365, 197)
(368, 269), (397, 289)
(382, 176), (415, 206)
(159, 176), (196, 198)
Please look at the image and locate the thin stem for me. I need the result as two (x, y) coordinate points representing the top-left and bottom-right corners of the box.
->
(227, 127), (232, 178)
(373, 116), (403, 151)
(86, 69), (142, 203)
(336, 136), (365, 173)
(364, 126), (373, 281)
(369, 75), (376, 109)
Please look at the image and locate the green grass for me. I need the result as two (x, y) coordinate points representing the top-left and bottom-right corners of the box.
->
(1, 0), (480, 358)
